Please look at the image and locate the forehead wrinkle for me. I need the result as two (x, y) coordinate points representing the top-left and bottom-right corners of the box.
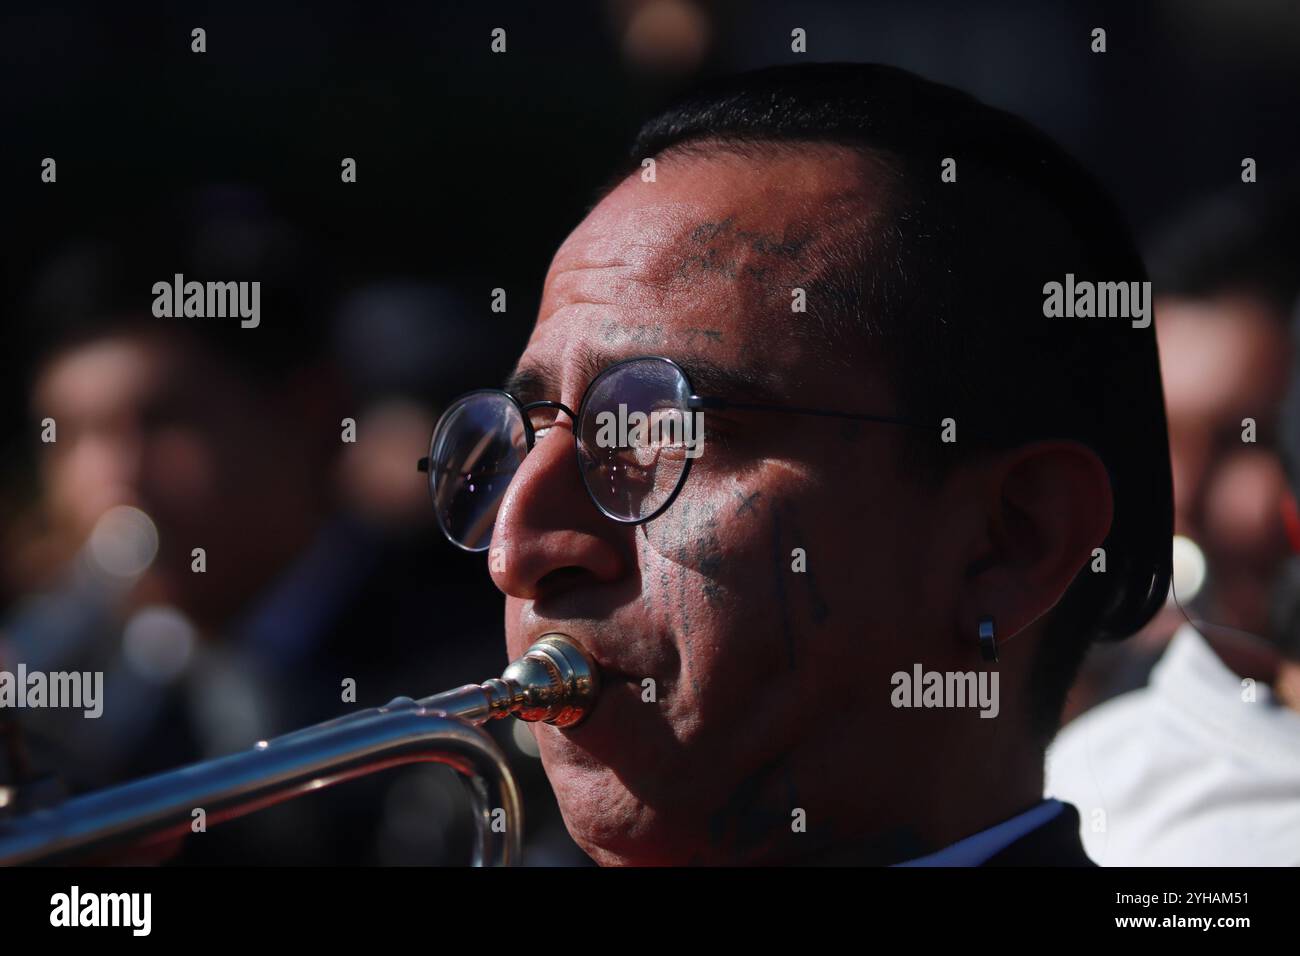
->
(528, 155), (886, 405)
(544, 252), (682, 321)
(547, 204), (701, 299)
(547, 194), (864, 336)
(549, 197), (746, 312)
(529, 239), (853, 407)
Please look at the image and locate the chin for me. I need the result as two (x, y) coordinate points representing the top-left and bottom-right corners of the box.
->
(541, 738), (700, 866)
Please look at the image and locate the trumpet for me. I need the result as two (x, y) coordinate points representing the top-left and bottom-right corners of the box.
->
(0, 634), (598, 866)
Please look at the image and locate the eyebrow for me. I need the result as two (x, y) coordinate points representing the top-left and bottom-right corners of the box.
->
(503, 346), (788, 407)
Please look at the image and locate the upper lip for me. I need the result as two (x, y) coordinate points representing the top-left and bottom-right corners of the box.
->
(561, 638), (639, 684)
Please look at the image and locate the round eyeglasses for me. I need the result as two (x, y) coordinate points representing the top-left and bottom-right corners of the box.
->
(419, 354), (932, 552)
(421, 356), (701, 551)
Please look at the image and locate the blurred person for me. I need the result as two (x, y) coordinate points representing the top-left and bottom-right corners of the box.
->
(0, 194), (573, 864)
(331, 281), (512, 531)
(420, 63), (1172, 865)
(1059, 186), (1300, 721)
(1047, 186), (1300, 865)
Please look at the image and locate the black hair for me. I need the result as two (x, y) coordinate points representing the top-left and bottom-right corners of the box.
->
(1154, 179), (1300, 504)
(1151, 182), (1300, 656)
(21, 187), (333, 393)
(627, 63), (1173, 741)
(1147, 179), (1300, 316)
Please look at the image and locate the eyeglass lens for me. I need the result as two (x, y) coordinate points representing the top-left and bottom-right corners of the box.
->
(427, 359), (695, 551)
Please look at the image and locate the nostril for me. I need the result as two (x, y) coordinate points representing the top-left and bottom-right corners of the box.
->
(536, 566), (589, 593)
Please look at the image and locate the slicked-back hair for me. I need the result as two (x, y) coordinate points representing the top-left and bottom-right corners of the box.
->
(623, 63), (1173, 741)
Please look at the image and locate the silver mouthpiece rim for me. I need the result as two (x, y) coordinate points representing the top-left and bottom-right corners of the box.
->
(485, 633), (600, 728)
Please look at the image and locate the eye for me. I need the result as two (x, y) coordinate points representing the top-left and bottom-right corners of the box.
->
(527, 406), (563, 441)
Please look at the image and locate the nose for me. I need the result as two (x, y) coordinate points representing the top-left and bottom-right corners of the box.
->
(489, 426), (627, 602)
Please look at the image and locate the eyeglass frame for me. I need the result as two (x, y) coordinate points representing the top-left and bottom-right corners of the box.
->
(417, 354), (935, 550)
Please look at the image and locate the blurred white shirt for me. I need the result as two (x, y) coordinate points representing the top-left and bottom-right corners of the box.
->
(1045, 624), (1300, 866)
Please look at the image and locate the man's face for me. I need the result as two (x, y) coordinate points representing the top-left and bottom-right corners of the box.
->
(33, 332), (322, 624)
(491, 146), (963, 864)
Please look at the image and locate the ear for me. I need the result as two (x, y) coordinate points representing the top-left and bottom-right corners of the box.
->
(1283, 491), (1300, 554)
(957, 441), (1114, 646)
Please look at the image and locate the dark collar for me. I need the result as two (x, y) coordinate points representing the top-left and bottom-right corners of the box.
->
(980, 802), (1096, 867)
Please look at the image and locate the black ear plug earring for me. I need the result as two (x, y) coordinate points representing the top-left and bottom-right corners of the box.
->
(977, 616), (998, 663)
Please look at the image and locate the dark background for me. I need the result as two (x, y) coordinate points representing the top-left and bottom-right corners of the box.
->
(4, 0), (1299, 449)
(1, 0), (1298, 865)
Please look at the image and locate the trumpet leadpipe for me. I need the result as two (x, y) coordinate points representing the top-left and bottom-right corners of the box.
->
(0, 633), (599, 866)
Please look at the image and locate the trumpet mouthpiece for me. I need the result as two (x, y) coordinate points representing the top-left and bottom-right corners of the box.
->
(487, 633), (600, 728)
